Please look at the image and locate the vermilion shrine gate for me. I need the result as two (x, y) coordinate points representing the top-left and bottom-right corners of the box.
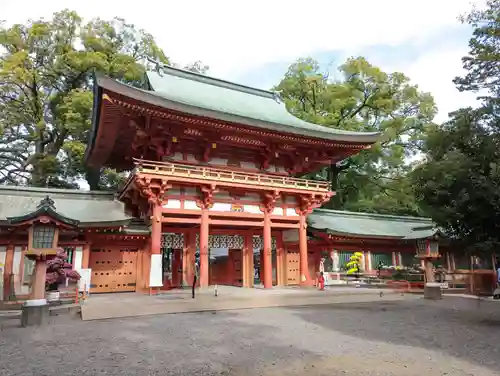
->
(84, 66), (380, 292)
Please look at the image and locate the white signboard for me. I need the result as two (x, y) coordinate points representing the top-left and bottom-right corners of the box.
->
(77, 268), (92, 293)
(149, 254), (163, 287)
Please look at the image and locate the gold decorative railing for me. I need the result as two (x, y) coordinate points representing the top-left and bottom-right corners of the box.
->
(133, 159), (331, 192)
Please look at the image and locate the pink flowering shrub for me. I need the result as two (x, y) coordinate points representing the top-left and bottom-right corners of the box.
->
(45, 248), (81, 291)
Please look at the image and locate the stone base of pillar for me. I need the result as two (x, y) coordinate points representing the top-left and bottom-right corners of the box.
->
(424, 282), (442, 300)
(21, 299), (50, 327)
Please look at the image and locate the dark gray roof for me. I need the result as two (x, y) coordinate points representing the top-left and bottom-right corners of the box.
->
(308, 209), (438, 240)
(0, 186), (131, 226)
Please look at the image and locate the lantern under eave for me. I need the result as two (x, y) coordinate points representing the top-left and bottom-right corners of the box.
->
(415, 238), (440, 259)
(6, 195), (80, 313)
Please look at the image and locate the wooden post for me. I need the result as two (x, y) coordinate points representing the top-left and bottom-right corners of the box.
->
(245, 233), (254, 288)
(199, 209), (209, 288)
(262, 212), (272, 288)
(299, 214), (310, 286)
(148, 204), (163, 289)
(82, 243), (90, 269)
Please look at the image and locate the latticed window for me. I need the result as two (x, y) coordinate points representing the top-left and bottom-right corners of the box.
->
(371, 252), (392, 268)
(32, 225), (55, 249)
(338, 251), (354, 271)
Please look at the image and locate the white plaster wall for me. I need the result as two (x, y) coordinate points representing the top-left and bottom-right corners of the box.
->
(211, 202), (231, 212)
(163, 199), (181, 209)
(184, 200), (200, 210)
(272, 207), (284, 216)
(73, 246), (83, 270)
(186, 154), (197, 162)
(244, 205), (261, 214)
(285, 208), (298, 216)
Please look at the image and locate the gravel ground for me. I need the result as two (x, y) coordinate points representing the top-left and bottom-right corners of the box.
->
(1, 296), (499, 376)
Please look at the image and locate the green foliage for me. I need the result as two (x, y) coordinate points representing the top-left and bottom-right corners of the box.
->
(0, 10), (206, 189)
(411, 107), (500, 253)
(274, 57), (436, 214)
(454, 0), (500, 104)
(414, 0), (500, 254)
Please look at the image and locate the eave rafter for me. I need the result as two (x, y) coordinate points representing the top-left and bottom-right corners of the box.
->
(102, 93), (372, 150)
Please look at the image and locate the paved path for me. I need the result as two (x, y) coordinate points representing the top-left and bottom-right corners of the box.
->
(1, 296), (500, 375)
(81, 287), (409, 320)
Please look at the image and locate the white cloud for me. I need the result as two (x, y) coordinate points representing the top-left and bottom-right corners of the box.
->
(1, 0), (481, 77)
(373, 45), (482, 122)
(0, 0), (485, 121)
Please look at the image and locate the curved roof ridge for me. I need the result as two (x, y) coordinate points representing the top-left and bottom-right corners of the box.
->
(312, 208), (433, 222)
(148, 66), (277, 100)
(0, 186), (115, 200)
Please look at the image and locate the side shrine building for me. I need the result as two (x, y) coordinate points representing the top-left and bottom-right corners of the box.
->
(1, 67), (491, 297)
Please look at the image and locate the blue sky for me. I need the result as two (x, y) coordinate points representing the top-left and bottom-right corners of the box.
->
(1, 0), (484, 122)
(234, 24), (478, 122)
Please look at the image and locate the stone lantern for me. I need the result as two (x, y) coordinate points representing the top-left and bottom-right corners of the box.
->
(415, 237), (442, 299)
(6, 196), (79, 326)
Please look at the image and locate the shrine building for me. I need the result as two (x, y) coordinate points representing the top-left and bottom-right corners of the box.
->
(1, 67), (491, 297)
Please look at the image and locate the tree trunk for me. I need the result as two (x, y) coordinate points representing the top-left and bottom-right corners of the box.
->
(85, 168), (101, 191)
(323, 165), (342, 209)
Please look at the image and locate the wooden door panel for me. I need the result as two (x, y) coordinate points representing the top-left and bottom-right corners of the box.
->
(286, 251), (299, 285)
(90, 248), (137, 293)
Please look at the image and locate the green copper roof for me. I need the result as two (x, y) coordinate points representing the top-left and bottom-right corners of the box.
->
(144, 68), (380, 143)
(308, 209), (437, 240)
(0, 186), (131, 226)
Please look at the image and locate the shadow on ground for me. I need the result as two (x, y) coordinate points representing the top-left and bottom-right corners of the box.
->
(290, 297), (500, 373)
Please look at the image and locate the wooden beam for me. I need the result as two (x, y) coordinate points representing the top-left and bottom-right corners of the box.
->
(209, 219), (264, 227)
(162, 217), (201, 224)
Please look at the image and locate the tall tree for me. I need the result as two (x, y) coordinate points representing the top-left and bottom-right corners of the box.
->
(413, 0), (500, 253)
(274, 57), (435, 214)
(0, 10), (207, 189)
(454, 0), (500, 106)
(411, 108), (500, 252)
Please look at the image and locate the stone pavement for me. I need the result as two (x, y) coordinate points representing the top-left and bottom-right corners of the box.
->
(80, 286), (416, 321)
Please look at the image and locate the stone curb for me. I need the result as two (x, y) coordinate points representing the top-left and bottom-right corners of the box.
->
(81, 291), (410, 321)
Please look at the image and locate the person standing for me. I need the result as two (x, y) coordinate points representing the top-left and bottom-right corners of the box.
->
(318, 272), (325, 291)
(192, 260), (199, 299)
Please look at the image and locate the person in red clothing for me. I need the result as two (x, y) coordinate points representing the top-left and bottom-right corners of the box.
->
(318, 272), (325, 291)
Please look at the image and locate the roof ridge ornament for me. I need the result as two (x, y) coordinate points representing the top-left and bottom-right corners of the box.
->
(37, 195), (56, 211)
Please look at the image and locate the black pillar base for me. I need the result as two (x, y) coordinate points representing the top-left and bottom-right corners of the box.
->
(21, 301), (50, 327)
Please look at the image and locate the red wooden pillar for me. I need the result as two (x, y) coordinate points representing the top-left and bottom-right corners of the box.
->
(262, 212), (273, 288)
(227, 250), (235, 285)
(183, 231), (195, 287)
(299, 214), (310, 286)
(199, 209), (209, 288)
(244, 233), (254, 288)
(82, 243), (90, 269)
(149, 204), (163, 290)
